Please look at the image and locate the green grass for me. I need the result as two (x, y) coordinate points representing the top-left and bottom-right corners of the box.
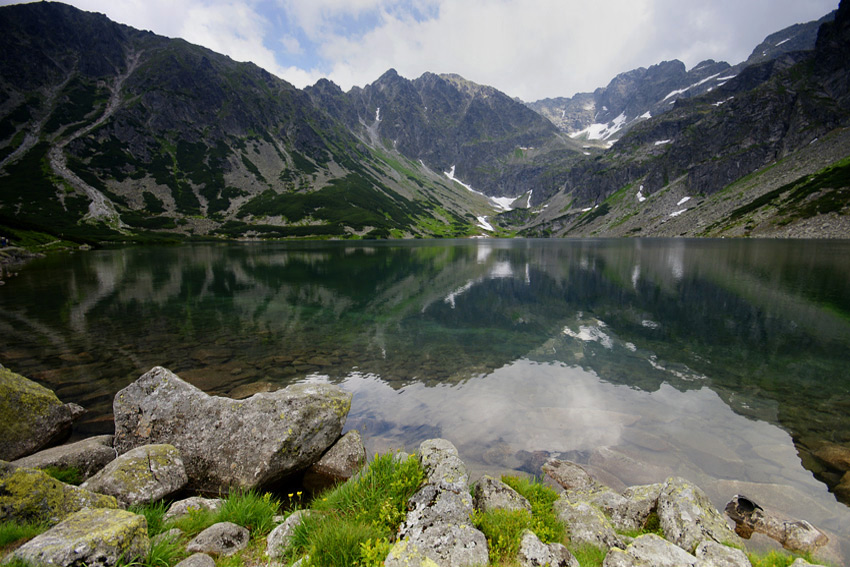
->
(0, 521), (46, 549)
(472, 508), (534, 564)
(286, 451), (424, 566)
(217, 490), (280, 536)
(569, 543), (607, 567)
(129, 500), (170, 537)
(747, 550), (816, 567)
(501, 476), (565, 544)
(41, 466), (83, 486)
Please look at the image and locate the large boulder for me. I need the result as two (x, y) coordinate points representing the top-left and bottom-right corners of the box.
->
(0, 367), (84, 460)
(389, 439), (489, 567)
(542, 458), (601, 493)
(0, 461), (118, 526)
(81, 444), (188, 507)
(12, 435), (116, 481)
(554, 499), (625, 551)
(112, 366), (352, 493)
(8, 507), (149, 567)
(657, 477), (740, 553)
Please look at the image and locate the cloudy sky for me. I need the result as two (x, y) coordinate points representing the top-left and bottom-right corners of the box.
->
(2, 0), (839, 101)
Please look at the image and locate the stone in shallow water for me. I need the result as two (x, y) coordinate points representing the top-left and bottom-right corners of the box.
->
(0, 367), (84, 461)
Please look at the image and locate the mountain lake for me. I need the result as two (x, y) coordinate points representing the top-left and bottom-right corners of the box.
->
(2, 238), (850, 556)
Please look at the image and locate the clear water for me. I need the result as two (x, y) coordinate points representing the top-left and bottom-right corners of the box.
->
(2, 238), (850, 556)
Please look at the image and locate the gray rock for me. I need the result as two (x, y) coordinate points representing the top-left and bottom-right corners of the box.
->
(8, 507), (149, 567)
(542, 458), (600, 493)
(186, 521), (250, 557)
(789, 559), (828, 567)
(603, 534), (699, 567)
(418, 438), (470, 492)
(657, 477), (740, 553)
(0, 367), (85, 461)
(81, 444), (188, 507)
(473, 475), (531, 514)
(392, 439), (489, 567)
(384, 540), (440, 567)
(267, 510), (312, 560)
(554, 499), (624, 550)
(518, 529), (579, 567)
(112, 366), (352, 493)
(303, 430), (366, 492)
(694, 540), (751, 567)
(174, 553), (216, 567)
(618, 483), (664, 531)
(12, 435), (116, 481)
(163, 496), (224, 522)
(0, 460), (118, 526)
(725, 495), (828, 553)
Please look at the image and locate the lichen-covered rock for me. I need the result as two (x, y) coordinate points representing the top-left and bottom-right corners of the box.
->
(554, 499), (625, 551)
(694, 540), (751, 567)
(113, 366), (351, 493)
(8, 507), (149, 567)
(303, 430), (366, 492)
(473, 475), (531, 514)
(602, 534), (698, 567)
(163, 496), (223, 522)
(542, 458), (600, 493)
(0, 460), (118, 526)
(657, 476), (740, 553)
(418, 438), (470, 493)
(186, 522), (250, 556)
(0, 367), (84, 461)
(517, 529), (579, 567)
(384, 540), (440, 567)
(174, 553), (216, 567)
(267, 510), (312, 560)
(81, 444), (188, 507)
(392, 439), (489, 567)
(12, 435), (116, 481)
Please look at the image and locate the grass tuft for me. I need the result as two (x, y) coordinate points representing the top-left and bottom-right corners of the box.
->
(40, 466), (83, 486)
(129, 500), (170, 537)
(216, 490), (280, 537)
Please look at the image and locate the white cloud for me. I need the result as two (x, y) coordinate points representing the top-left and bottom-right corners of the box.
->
(1, 0), (839, 99)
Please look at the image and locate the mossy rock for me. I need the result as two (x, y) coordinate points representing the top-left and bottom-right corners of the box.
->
(9, 507), (149, 567)
(0, 367), (84, 460)
(0, 461), (118, 526)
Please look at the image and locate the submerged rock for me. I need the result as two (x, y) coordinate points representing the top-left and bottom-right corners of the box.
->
(12, 435), (116, 481)
(0, 460), (118, 526)
(0, 367), (84, 461)
(112, 366), (351, 493)
(81, 444), (188, 507)
(9, 507), (149, 567)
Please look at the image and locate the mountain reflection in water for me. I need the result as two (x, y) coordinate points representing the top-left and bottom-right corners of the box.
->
(1, 238), (849, 554)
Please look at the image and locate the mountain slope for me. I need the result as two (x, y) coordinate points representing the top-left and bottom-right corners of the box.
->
(509, 1), (850, 238)
(0, 2), (495, 242)
(527, 11), (836, 145)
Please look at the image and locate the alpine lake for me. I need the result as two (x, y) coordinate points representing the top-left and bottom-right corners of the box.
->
(2, 238), (850, 556)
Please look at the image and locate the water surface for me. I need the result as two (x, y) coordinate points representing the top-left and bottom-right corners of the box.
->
(2, 238), (850, 555)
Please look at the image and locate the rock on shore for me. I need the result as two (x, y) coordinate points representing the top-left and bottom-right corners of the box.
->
(113, 366), (352, 493)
